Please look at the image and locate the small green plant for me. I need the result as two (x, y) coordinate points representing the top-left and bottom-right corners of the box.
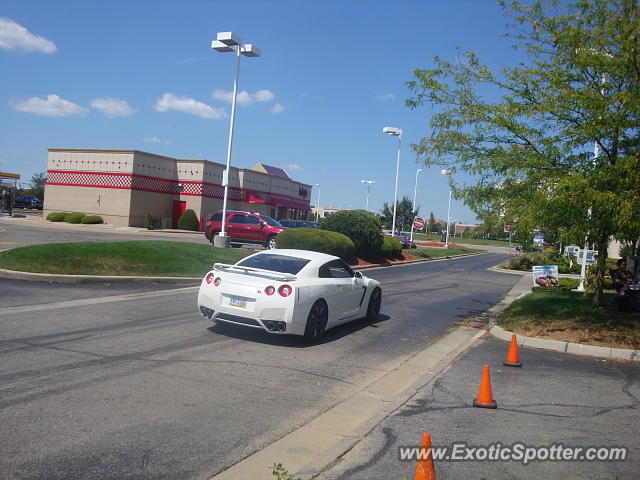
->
(381, 234), (403, 259)
(145, 213), (159, 230)
(177, 209), (200, 231)
(276, 227), (356, 261)
(63, 212), (86, 224)
(81, 215), (104, 224)
(46, 212), (66, 222)
(271, 463), (301, 480)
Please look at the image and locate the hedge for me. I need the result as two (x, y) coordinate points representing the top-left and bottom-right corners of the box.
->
(63, 212), (86, 224)
(319, 210), (383, 258)
(275, 227), (355, 261)
(381, 235), (403, 259)
(178, 209), (200, 231)
(81, 215), (104, 224)
(46, 212), (66, 222)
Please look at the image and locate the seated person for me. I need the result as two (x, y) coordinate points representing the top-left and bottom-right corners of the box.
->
(610, 259), (637, 293)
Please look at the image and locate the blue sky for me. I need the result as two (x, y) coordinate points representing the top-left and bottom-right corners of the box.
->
(0, 0), (519, 223)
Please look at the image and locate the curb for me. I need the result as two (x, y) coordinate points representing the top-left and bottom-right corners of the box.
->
(0, 251), (487, 284)
(0, 268), (201, 284)
(489, 325), (639, 362)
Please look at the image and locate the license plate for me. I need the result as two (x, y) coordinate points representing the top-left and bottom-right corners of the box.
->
(228, 296), (247, 308)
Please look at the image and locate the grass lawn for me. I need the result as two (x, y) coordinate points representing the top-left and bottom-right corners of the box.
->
(498, 289), (640, 349)
(411, 247), (482, 259)
(0, 241), (252, 277)
(413, 233), (511, 247)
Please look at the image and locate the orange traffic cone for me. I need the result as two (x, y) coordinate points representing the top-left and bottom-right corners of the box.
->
(503, 334), (522, 367)
(414, 432), (437, 480)
(473, 364), (497, 409)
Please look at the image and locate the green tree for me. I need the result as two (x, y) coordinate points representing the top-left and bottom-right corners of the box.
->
(379, 196), (420, 231)
(406, 0), (640, 306)
(30, 172), (47, 200)
(428, 211), (437, 233)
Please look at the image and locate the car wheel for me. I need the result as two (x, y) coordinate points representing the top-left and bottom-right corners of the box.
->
(304, 300), (328, 342)
(365, 287), (381, 321)
(266, 236), (277, 250)
(209, 233), (218, 245)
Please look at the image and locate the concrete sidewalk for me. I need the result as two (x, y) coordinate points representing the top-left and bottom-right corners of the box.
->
(317, 335), (640, 480)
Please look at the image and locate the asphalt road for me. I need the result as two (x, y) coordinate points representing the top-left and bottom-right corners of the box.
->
(0, 253), (519, 480)
(319, 336), (640, 480)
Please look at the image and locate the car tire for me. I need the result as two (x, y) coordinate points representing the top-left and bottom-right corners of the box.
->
(304, 300), (328, 342)
(265, 236), (277, 250)
(209, 233), (218, 245)
(365, 287), (381, 322)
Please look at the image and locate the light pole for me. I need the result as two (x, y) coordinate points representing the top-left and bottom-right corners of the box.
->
(383, 126), (402, 234)
(361, 180), (375, 211)
(409, 168), (422, 242)
(314, 184), (321, 221)
(211, 31), (260, 248)
(441, 169), (452, 248)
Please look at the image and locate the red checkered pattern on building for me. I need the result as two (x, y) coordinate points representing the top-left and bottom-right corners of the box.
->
(131, 175), (179, 194)
(47, 171), (132, 189)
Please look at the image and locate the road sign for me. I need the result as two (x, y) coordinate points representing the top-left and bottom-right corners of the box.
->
(396, 215), (404, 227)
(504, 225), (513, 233)
(413, 217), (425, 230)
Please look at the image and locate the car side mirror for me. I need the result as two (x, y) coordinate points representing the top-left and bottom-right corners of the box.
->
(355, 271), (362, 279)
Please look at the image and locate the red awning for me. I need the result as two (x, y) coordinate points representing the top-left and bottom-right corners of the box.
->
(272, 197), (310, 210)
(247, 191), (266, 204)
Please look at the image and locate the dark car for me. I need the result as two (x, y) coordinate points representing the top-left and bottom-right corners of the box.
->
(205, 210), (284, 249)
(389, 233), (417, 249)
(12, 195), (43, 210)
(278, 220), (320, 229)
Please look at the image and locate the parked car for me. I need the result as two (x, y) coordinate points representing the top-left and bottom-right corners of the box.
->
(205, 210), (284, 249)
(12, 195), (43, 210)
(391, 233), (417, 249)
(197, 249), (382, 341)
(278, 220), (320, 229)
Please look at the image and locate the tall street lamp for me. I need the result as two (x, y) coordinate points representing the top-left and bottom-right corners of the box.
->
(314, 184), (321, 221)
(211, 31), (260, 248)
(441, 169), (452, 248)
(361, 180), (375, 211)
(383, 126), (402, 234)
(409, 168), (422, 242)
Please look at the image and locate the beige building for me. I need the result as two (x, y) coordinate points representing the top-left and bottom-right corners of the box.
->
(44, 149), (312, 228)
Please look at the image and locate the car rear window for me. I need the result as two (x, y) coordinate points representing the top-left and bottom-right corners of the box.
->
(237, 253), (310, 275)
(207, 213), (223, 222)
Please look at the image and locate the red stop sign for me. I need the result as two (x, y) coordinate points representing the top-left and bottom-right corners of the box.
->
(413, 217), (425, 230)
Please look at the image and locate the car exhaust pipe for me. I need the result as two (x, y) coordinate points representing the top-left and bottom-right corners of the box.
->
(275, 321), (286, 332)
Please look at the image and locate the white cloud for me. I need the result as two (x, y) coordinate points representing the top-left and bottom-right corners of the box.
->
(212, 89), (275, 107)
(286, 163), (302, 171)
(375, 93), (395, 101)
(90, 97), (136, 117)
(270, 103), (286, 114)
(253, 90), (275, 102)
(144, 136), (171, 145)
(12, 94), (88, 117)
(0, 17), (57, 53)
(154, 93), (227, 119)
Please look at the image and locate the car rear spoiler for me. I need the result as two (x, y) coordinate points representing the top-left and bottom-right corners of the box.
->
(213, 263), (298, 282)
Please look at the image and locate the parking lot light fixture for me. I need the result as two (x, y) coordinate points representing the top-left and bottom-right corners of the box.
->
(383, 126), (403, 234)
(361, 180), (375, 211)
(211, 31), (260, 248)
(410, 169), (422, 242)
(314, 184), (321, 221)
(441, 169), (452, 248)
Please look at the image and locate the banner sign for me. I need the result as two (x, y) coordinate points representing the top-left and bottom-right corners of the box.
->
(532, 265), (559, 287)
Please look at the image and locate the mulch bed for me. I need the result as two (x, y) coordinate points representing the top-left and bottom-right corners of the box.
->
(351, 251), (418, 267)
(416, 241), (464, 248)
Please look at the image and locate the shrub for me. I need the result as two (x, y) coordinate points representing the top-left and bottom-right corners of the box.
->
(507, 250), (579, 273)
(380, 235), (403, 259)
(320, 210), (383, 258)
(275, 227), (355, 262)
(178, 209), (200, 231)
(47, 212), (66, 222)
(145, 213), (159, 230)
(63, 212), (86, 224)
(81, 215), (104, 224)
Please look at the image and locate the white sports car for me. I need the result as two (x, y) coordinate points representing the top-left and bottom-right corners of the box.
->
(197, 249), (382, 341)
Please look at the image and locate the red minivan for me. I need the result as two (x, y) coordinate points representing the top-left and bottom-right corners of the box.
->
(205, 210), (285, 249)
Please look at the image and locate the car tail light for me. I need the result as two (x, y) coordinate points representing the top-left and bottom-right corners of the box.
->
(205, 273), (215, 284)
(214, 277), (222, 287)
(278, 285), (292, 297)
(265, 286), (275, 296)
